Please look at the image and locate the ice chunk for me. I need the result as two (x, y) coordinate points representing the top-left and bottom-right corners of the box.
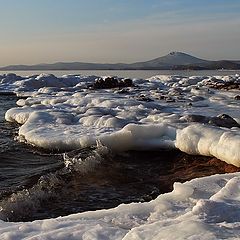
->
(176, 124), (240, 167)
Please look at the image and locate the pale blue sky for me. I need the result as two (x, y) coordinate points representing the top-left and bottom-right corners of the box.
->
(0, 0), (240, 65)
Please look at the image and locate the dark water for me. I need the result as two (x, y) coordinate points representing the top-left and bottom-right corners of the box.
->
(0, 96), (62, 194)
(0, 96), (63, 221)
(0, 95), (238, 222)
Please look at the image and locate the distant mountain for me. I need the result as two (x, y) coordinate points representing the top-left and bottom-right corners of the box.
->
(128, 52), (208, 69)
(0, 52), (240, 71)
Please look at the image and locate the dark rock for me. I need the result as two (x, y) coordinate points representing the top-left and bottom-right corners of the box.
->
(104, 77), (118, 88)
(182, 114), (209, 124)
(207, 80), (240, 90)
(136, 94), (154, 102)
(209, 114), (240, 128)
(90, 77), (134, 89)
(166, 97), (175, 102)
(123, 78), (133, 87)
(93, 78), (104, 89)
(234, 95), (240, 100)
(182, 114), (240, 128)
(158, 95), (168, 100)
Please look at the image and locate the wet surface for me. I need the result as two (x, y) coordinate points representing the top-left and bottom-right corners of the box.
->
(0, 95), (239, 222)
(0, 96), (62, 195)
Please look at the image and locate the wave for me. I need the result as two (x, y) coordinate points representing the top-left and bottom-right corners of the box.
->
(0, 143), (110, 222)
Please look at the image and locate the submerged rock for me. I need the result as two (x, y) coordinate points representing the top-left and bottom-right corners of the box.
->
(234, 95), (240, 100)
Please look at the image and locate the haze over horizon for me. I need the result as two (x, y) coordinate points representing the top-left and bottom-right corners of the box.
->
(0, 0), (240, 66)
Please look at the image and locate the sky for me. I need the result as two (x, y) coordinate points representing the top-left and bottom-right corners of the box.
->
(0, 0), (240, 66)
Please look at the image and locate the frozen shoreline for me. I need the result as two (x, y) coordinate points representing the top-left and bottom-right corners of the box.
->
(0, 73), (239, 239)
(0, 172), (240, 239)
(3, 73), (240, 166)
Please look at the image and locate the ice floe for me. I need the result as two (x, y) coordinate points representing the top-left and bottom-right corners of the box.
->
(2, 73), (240, 166)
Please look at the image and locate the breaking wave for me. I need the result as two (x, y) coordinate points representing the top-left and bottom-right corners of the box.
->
(0, 141), (238, 222)
(0, 142), (110, 222)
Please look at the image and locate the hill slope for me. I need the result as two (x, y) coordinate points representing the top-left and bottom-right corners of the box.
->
(0, 52), (239, 70)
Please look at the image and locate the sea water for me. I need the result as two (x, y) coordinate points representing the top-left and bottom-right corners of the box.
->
(0, 70), (239, 222)
(0, 96), (62, 193)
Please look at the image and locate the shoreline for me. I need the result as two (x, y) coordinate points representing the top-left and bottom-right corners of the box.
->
(0, 72), (239, 239)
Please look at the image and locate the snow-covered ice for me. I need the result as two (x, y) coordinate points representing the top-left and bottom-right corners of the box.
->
(0, 72), (240, 239)
(176, 124), (240, 167)
(3, 73), (240, 166)
(0, 173), (240, 239)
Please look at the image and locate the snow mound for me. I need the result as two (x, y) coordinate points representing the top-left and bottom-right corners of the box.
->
(3, 73), (240, 167)
(176, 124), (240, 167)
(0, 173), (239, 239)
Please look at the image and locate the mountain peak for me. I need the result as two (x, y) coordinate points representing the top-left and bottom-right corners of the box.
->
(152, 51), (207, 65)
(168, 51), (187, 56)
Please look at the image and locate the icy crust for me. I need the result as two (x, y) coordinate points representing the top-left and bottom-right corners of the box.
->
(0, 173), (240, 239)
(1, 73), (240, 239)
(176, 125), (240, 167)
(2, 73), (240, 166)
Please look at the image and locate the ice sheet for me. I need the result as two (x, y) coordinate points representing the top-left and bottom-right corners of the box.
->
(3, 73), (240, 166)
